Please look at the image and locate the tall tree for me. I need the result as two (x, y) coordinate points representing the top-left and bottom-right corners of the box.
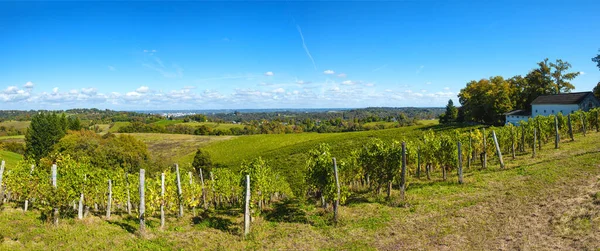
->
(192, 148), (213, 174)
(592, 49), (600, 70)
(25, 113), (67, 160)
(549, 59), (580, 94)
(440, 99), (458, 124)
(593, 82), (600, 99)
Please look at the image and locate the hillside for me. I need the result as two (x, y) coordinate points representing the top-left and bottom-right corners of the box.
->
(0, 128), (598, 250)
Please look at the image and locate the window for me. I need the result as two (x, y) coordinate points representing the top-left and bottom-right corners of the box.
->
(552, 110), (554, 113)
(535, 110), (538, 113)
(544, 110), (546, 113)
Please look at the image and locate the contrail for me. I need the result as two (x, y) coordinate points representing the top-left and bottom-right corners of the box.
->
(296, 25), (317, 70)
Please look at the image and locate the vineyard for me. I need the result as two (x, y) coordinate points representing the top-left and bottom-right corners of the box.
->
(0, 109), (599, 249)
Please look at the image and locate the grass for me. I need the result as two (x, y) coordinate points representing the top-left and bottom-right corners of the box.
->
(0, 120), (30, 130)
(0, 150), (23, 167)
(1, 129), (599, 250)
(108, 122), (131, 133)
(118, 133), (235, 170)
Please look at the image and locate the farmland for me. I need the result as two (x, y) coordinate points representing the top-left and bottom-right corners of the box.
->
(0, 128), (599, 250)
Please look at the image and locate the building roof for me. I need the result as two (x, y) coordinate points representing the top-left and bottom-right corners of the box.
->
(504, 110), (531, 116)
(531, 92), (593, 105)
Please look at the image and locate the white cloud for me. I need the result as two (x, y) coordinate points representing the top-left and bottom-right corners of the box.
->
(365, 83), (375, 87)
(337, 73), (347, 78)
(580, 71), (585, 75)
(426, 82), (432, 85)
(324, 70), (335, 75)
(24, 81), (34, 89)
(52, 87), (59, 93)
(264, 71), (274, 76)
(136, 86), (150, 93)
(372, 64), (388, 72)
(272, 88), (285, 93)
(443, 87), (450, 91)
(4, 86), (19, 94)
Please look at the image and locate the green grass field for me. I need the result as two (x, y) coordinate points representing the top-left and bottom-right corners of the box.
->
(108, 122), (131, 133)
(0, 120), (30, 130)
(0, 150), (23, 167)
(1, 129), (598, 250)
(119, 133), (235, 171)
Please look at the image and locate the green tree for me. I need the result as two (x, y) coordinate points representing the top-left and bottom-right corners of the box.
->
(25, 113), (67, 161)
(192, 148), (213, 174)
(592, 49), (600, 70)
(549, 59), (580, 94)
(593, 82), (600, 100)
(440, 99), (458, 124)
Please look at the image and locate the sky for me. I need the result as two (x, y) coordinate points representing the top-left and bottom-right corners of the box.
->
(1, 0), (599, 110)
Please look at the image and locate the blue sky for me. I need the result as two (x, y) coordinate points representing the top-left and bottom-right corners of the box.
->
(1, 0), (599, 110)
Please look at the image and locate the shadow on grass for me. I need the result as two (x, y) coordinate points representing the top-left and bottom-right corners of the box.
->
(263, 199), (308, 224)
(107, 220), (137, 234)
(192, 212), (237, 234)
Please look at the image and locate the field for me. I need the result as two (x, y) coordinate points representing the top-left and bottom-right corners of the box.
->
(0, 135), (25, 144)
(108, 122), (131, 133)
(118, 133), (235, 170)
(0, 150), (23, 167)
(0, 129), (599, 250)
(151, 120), (244, 130)
(0, 120), (30, 130)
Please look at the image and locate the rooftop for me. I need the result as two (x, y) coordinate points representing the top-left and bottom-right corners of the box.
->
(531, 92), (593, 105)
(504, 110), (531, 116)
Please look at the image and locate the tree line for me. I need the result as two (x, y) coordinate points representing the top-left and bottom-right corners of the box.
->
(449, 57), (600, 126)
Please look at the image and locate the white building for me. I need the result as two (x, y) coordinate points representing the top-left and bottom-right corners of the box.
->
(505, 91), (600, 125)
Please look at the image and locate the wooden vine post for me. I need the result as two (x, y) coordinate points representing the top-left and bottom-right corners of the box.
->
(175, 164), (183, 218)
(568, 114), (574, 141)
(210, 171), (216, 209)
(531, 128), (537, 158)
(199, 169), (207, 210)
(332, 157), (341, 225)
(482, 128), (487, 169)
(139, 169), (146, 234)
(520, 126), (526, 152)
(492, 131), (505, 169)
(457, 142), (463, 184)
(416, 147), (421, 178)
(106, 179), (112, 219)
(24, 164), (34, 211)
(78, 174), (86, 219)
(0, 160), (5, 205)
(400, 142), (407, 201)
(511, 126), (516, 159)
(126, 172), (131, 215)
(51, 164), (59, 226)
(160, 172), (165, 229)
(582, 113), (587, 136)
(188, 172), (196, 216)
(467, 134), (472, 169)
(244, 175), (251, 238)
(554, 116), (560, 149)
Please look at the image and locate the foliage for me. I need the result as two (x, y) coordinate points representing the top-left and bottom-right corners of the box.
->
(439, 99), (458, 124)
(192, 148), (213, 174)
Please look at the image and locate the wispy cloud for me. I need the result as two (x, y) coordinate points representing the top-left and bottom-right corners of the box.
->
(195, 74), (254, 82)
(580, 71), (585, 75)
(296, 25), (317, 70)
(416, 65), (424, 74)
(324, 70), (335, 75)
(337, 73), (347, 78)
(264, 71), (274, 76)
(372, 64), (388, 72)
